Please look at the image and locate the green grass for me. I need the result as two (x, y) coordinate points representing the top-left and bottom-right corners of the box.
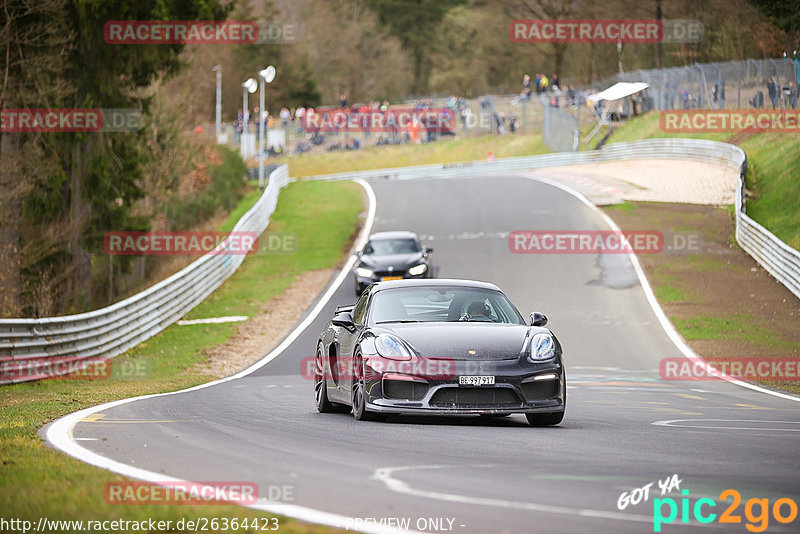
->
(281, 132), (549, 177)
(603, 201), (636, 211)
(738, 133), (800, 249)
(655, 284), (687, 303)
(671, 314), (800, 351)
(0, 179), (362, 532)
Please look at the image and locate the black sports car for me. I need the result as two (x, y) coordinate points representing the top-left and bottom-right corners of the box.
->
(314, 279), (565, 426)
(353, 231), (433, 296)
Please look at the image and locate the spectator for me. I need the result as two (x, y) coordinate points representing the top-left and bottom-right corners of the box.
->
(234, 108), (243, 140)
(280, 107), (290, 128)
(460, 106), (472, 132)
(790, 82), (798, 109)
(750, 89), (764, 109)
(551, 73), (559, 91)
(535, 73), (542, 95)
(767, 77), (777, 109)
(522, 74), (532, 100)
(339, 93), (348, 108)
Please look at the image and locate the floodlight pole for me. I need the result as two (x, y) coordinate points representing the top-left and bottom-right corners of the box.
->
(213, 65), (222, 142)
(257, 66), (276, 189)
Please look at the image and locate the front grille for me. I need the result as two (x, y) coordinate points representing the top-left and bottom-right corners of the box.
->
(375, 270), (406, 277)
(520, 379), (559, 401)
(383, 379), (428, 401)
(429, 387), (521, 408)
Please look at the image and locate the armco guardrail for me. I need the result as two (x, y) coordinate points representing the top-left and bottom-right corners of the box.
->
(0, 164), (290, 384)
(304, 138), (800, 300)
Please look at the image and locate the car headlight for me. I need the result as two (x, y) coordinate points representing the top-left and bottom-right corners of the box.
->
(408, 263), (427, 276)
(375, 333), (412, 360)
(355, 266), (373, 278)
(528, 333), (556, 362)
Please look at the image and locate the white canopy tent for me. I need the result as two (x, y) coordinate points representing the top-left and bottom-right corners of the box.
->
(584, 82), (649, 146)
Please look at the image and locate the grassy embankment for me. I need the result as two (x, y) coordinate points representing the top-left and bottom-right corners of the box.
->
(0, 179), (363, 532)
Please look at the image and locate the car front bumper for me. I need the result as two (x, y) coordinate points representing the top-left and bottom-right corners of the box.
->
(361, 356), (565, 415)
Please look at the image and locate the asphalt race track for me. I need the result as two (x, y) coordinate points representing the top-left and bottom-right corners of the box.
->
(53, 175), (800, 534)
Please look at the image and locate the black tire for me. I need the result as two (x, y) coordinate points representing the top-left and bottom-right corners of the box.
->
(525, 411), (564, 426)
(315, 344), (350, 414)
(351, 354), (382, 421)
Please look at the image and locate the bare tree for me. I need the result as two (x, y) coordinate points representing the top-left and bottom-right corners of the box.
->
(0, 0), (73, 316)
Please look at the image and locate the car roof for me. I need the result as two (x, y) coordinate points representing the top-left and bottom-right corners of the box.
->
(371, 278), (501, 292)
(368, 231), (419, 241)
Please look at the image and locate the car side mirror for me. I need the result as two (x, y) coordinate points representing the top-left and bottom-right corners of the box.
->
(353, 250), (362, 257)
(332, 310), (355, 329)
(530, 312), (548, 327)
(424, 247), (433, 254)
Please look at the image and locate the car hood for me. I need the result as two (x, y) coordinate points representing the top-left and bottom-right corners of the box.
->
(359, 253), (424, 271)
(377, 323), (537, 360)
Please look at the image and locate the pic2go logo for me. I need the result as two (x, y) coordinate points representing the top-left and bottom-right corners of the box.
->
(653, 489), (798, 532)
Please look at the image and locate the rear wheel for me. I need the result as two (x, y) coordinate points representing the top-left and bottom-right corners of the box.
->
(315, 344), (349, 413)
(352, 354), (382, 421)
(525, 411), (564, 426)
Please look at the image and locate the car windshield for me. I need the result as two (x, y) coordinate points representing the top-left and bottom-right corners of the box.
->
(371, 286), (525, 325)
(363, 238), (419, 255)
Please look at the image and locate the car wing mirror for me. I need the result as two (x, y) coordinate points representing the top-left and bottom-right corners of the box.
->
(530, 312), (548, 327)
(424, 247), (433, 254)
(332, 310), (355, 330)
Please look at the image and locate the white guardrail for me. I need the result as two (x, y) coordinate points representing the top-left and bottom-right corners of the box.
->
(0, 165), (290, 384)
(2, 139), (798, 383)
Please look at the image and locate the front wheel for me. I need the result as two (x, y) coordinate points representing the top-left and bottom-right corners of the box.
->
(525, 411), (564, 426)
(352, 355), (382, 421)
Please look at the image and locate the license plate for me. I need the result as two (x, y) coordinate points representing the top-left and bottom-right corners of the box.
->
(381, 276), (403, 281)
(458, 376), (495, 386)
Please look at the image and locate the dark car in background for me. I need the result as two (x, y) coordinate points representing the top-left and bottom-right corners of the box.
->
(314, 279), (566, 426)
(353, 231), (433, 296)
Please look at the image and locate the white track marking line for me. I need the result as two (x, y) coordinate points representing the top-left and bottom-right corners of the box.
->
(373, 465), (663, 525)
(526, 174), (800, 404)
(45, 180), (418, 534)
(653, 419), (800, 431)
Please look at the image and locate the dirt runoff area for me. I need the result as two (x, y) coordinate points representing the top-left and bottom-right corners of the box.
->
(604, 201), (800, 395)
(545, 159), (738, 205)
